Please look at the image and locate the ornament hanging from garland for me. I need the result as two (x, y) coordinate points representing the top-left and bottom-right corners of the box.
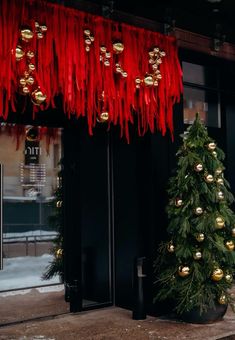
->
(194, 207), (203, 215)
(194, 163), (203, 172)
(225, 240), (235, 251)
(218, 294), (227, 305)
(14, 21), (47, 106)
(167, 242), (175, 253)
(231, 228), (235, 237)
(193, 250), (202, 260)
(195, 233), (205, 242)
(225, 273), (233, 283)
(215, 216), (225, 229)
(207, 142), (216, 151)
(204, 174), (214, 183)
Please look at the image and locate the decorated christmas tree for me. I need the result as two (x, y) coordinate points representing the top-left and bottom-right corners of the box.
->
(154, 113), (235, 318)
(42, 165), (64, 281)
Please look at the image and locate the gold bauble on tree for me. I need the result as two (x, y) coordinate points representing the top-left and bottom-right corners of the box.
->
(97, 112), (109, 123)
(217, 191), (224, 200)
(194, 163), (203, 172)
(217, 178), (224, 185)
(212, 151), (217, 158)
(225, 240), (235, 251)
(195, 207), (203, 215)
(204, 174), (214, 183)
(225, 273), (233, 283)
(167, 242), (175, 253)
(175, 198), (183, 207)
(231, 228), (235, 237)
(193, 251), (202, 260)
(178, 265), (190, 277)
(196, 233), (205, 242)
(207, 142), (216, 150)
(56, 201), (62, 208)
(218, 294), (227, 305)
(215, 168), (223, 175)
(211, 268), (224, 281)
(215, 216), (225, 229)
(56, 248), (63, 258)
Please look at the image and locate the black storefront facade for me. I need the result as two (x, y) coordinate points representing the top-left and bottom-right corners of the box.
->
(1, 0), (235, 319)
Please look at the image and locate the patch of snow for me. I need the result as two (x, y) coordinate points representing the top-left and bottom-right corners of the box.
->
(36, 285), (63, 293)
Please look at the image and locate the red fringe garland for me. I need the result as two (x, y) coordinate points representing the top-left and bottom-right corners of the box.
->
(0, 0), (183, 142)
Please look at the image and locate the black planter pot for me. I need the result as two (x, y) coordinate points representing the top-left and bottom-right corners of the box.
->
(179, 303), (228, 324)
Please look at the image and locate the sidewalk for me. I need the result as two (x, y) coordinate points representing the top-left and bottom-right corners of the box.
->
(1, 305), (235, 340)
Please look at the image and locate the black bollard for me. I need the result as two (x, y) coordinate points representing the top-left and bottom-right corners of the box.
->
(69, 279), (80, 313)
(132, 256), (147, 320)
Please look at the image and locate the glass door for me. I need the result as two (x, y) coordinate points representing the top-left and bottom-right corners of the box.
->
(0, 124), (68, 324)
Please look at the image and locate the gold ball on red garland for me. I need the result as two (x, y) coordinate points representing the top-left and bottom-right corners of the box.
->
(135, 77), (142, 85)
(216, 217), (225, 229)
(37, 32), (44, 39)
(195, 207), (203, 215)
(40, 25), (47, 33)
(21, 28), (34, 42)
(153, 47), (160, 53)
(31, 89), (47, 105)
(153, 80), (159, 87)
(205, 174), (214, 183)
(211, 268), (224, 281)
(85, 46), (90, 52)
(89, 36), (95, 42)
(26, 51), (35, 59)
(218, 294), (227, 305)
(178, 265), (190, 277)
(15, 46), (25, 61)
(193, 251), (202, 260)
(231, 228), (235, 237)
(84, 29), (91, 36)
(207, 142), (216, 150)
(160, 51), (166, 57)
(196, 233), (205, 242)
(97, 112), (109, 123)
(167, 243), (175, 253)
(26, 76), (34, 85)
(175, 198), (183, 207)
(144, 75), (154, 86)
(113, 41), (124, 54)
(100, 46), (107, 53)
(22, 86), (30, 94)
(225, 273), (233, 283)
(148, 50), (155, 58)
(215, 168), (223, 175)
(28, 63), (35, 71)
(116, 67), (122, 73)
(19, 78), (27, 86)
(122, 71), (128, 78)
(217, 178), (224, 185)
(194, 163), (203, 172)
(85, 38), (92, 45)
(225, 240), (235, 251)
(35, 21), (40, 29)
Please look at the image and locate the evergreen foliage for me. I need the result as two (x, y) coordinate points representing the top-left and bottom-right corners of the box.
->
(154, 113), (235, 315)
(42, 165), (64, 281)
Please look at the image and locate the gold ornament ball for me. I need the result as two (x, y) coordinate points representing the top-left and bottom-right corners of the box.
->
(37, 32), (44, 39)
(205, 174), (214, 183)
(135, 77), (142, 85)
(225, 240), (235, 251)
(211, 268), (224, 281)
(217, 191), (224, 200)
(19, 78), (27, 86)
(194, 163), (203, 172)
(178, 265), (190, 277)
(196, 233), (205, 242)
(175, 198), (183, 207)
(21, 28), (34, 41)
(216, 217), (225, 229)
(225, 274), (233, 283)
(26, 76), (34, 85)
(15, 46), (25, 61)
(144, 75), (154, 87)
(40, 25), (47, 33)
(167, 243), (175, 253)
(207, 142), (216, 150)
(215, 168), (223, 175)
(28, 63), (35, 71)
(193, 251), (202, 260)
(56, 248), (63, 258)
(56, 201), (62, 208)
(212, 151), (217, 158)
(31, 90), (47, 105)
(113, 41), (124, 54)
(217, 178), (224, 185)
(26, 51), (35, 59)
(22, 86), (30, 94)
(97, 112), (109, 123)
(195, 207), (203, 215)
(84, 29), (91, 36)
(218, 294), (227, 305)
(231, 228), (235, 237)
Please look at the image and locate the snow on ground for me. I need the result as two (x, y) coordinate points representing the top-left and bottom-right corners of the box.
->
(0, 254), (60, 291)
(4, 230), (57, 242)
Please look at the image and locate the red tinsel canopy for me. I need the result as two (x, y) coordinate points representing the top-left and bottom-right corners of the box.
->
(0, 0), (182, 142)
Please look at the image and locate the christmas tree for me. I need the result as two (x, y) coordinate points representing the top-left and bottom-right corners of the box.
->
(42, 164), (64, 281)
(154, 113), (235, 317)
